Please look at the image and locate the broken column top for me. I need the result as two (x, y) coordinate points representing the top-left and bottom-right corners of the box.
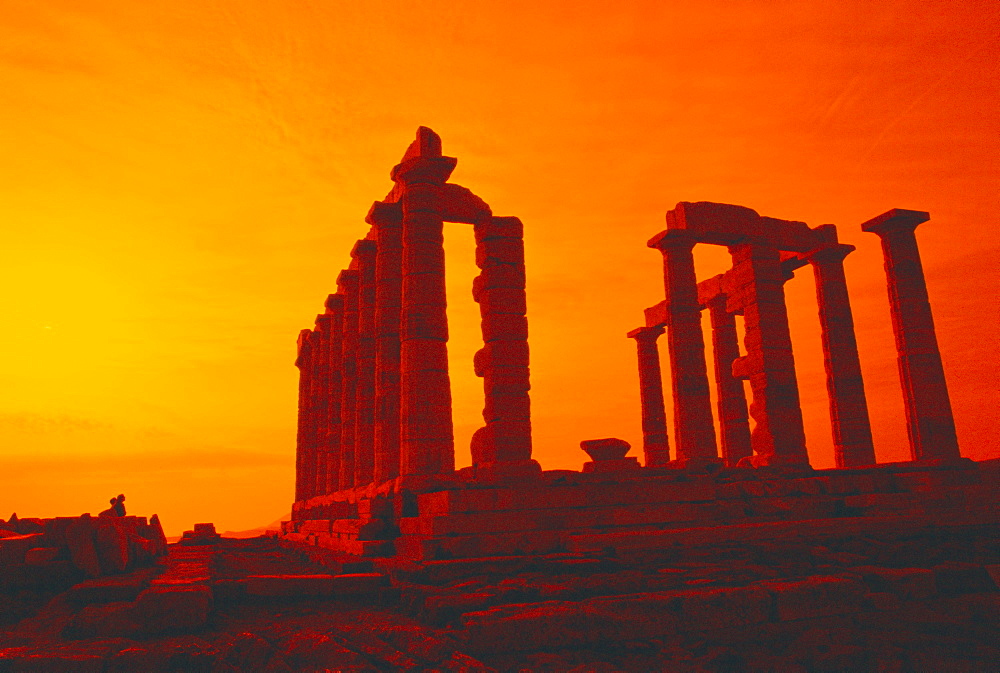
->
(401, 126), (443, 161)
(649, 201), (838, 252)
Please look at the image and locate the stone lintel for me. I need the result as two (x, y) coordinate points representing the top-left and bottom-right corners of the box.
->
(657, 201), (837, 252)
(801, 242), (856, 264)
(696, 274), (725, 308)
(644, 300), (667, 328)
(860, 208), (930, 236)
(440, 183), (492, 224)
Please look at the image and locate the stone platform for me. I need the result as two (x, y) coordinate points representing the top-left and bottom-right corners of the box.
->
(280, 458), (999, 563)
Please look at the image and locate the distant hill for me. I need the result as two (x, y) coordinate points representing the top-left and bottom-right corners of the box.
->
(165, 514), (288, 543)
(220, 514), (288, 539)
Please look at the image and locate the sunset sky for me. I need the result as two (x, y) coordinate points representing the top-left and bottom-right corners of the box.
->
(2, 0), (997, 535)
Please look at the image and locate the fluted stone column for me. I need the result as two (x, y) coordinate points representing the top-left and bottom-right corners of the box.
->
(706, 297), (752, 467)
(470, 216), (540, 479)
(337, 269), (360, 489)
(311, 313), (333, 496)
(862, 209), (960, 461)
(353, 239), (378, 487)
(728, 243), (809, 468)
(368, 202), (403, 484)
(322, 294), (345, 493)
(806, 243), (876, 467)
(626, 326), (670, 467)
(294, 329), (315, 502)
(647, 230), (719, 465)
(392, 129), (457, 477)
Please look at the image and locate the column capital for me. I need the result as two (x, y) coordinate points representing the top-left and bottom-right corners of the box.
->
(365, 200), (403, 227)
(647, 228), (696, 251)
(804, 242), (856, 265)
(314, 313), (333, 331)
(627, 325), (665, 342)
(336, 269), (359, 293)
(390, 156), (457, 185)
(324, 293), (344, 313)
(861, 208), (929, 237)
(351, 239), (378, 261)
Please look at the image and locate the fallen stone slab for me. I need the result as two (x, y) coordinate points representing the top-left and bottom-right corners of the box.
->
(65, 571), (155, 605)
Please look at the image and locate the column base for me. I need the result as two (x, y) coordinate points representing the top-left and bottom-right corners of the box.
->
(583, 457), (641, 473)
(667, 456), (724, 474)
(463, 459), (543, 483)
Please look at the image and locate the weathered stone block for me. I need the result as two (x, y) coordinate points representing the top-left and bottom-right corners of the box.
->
(482, 314), (528, 342)
(475, 239), (524, 269)
(477, 287), (527, 315)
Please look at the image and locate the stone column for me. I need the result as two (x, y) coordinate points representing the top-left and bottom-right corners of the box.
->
(647, 230), (719, 465)
(391, 128), (458, 477)
(471, 216), (541, 479)
(322, 294), (345, 493)
(626, 326), (671, 467)
(337, 269), (360, 489)
(311, 314), (332, 496)
(368, 202), (403, 484)
(862, 209), (960, 461)
(727, 244), (810, 468)
(352, 239), (378, 487)
(294, 329), (314, 502)
(706, 297), (752, 467)
(805, 243), (876, 467)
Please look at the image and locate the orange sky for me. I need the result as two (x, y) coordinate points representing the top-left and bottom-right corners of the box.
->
(1, 1), (997, 535)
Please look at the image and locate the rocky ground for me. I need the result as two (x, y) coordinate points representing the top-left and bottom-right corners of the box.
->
(1, 520), (998, 672)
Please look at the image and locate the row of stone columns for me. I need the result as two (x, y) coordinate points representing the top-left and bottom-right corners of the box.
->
(293, 127), (538, 505)
(632, 206), (958, 470)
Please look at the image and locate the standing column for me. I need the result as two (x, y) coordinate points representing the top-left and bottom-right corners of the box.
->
(311, 314), (333, 496)
(806, 243), (876, 467)
(353, 240), (378, 487)
(337, 269), (360, 489)
(728, 244), (809, 468)
(647, 230), (719, 465)
(471, 216), (541, 478)
(322, 294), (345, 493)
(368, 202), (403, 484)
(294, 329), (315, 503)
(626, 326), (671, 467)
(392, 127), (458, 477)
(706, 297), (752, 467)
(862, 209), (960, 461)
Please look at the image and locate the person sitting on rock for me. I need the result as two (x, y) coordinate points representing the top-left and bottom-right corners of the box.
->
(99, 494), (127, 517)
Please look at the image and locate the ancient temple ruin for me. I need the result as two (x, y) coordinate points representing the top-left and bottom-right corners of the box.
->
(629, 203), (960, 471)
(285, 127), (975, 561)
(292, 126), (538, 515)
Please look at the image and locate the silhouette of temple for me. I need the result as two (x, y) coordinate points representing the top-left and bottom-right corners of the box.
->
(284, 127), (989, 562)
